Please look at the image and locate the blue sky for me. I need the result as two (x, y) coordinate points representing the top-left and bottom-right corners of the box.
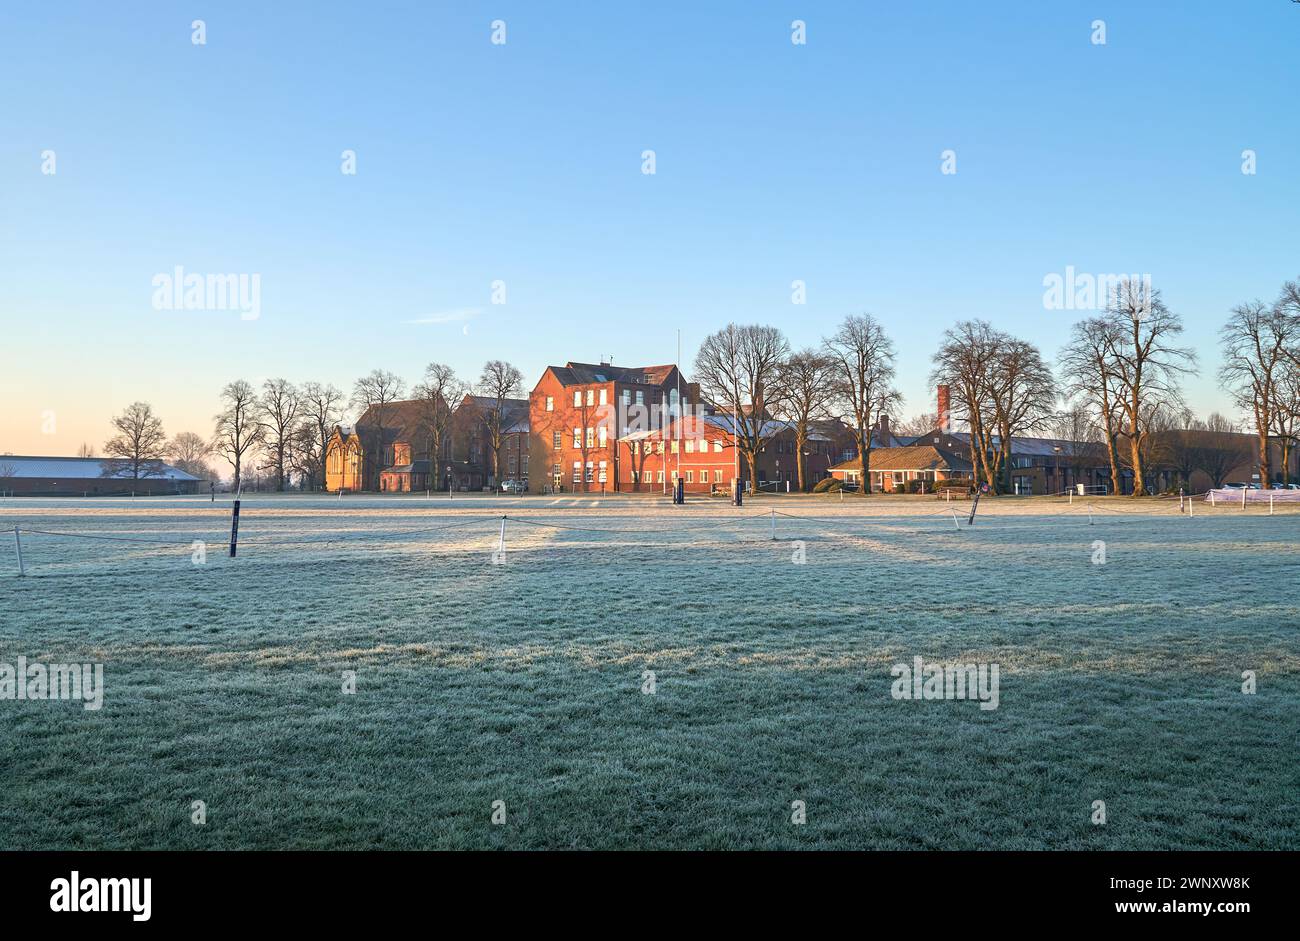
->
(2, 1), (1297, 454)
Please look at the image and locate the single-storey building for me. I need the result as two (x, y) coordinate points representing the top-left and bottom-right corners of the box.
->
(829, 444), (975, 493)
(0, 456), (202, 496)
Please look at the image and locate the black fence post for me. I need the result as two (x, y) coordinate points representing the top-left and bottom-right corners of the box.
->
(229, 499), (241, 557)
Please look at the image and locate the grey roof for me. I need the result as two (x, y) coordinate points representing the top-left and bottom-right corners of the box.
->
(620, 414), (831, 443)
(0, 455), (200, 481)
(945, 431), (1078, 457)
(548, 362), (681, 388)
(461, 396), (529, 433)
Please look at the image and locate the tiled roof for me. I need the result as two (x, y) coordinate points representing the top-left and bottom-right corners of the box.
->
(830, 445), (973, 473)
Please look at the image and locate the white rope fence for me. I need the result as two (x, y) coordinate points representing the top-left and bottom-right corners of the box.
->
(6, 492), (1297, 576)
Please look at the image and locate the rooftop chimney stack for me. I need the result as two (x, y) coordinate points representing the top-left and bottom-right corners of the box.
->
(877, 413), (892, 447)
(937, 385), (951, 433)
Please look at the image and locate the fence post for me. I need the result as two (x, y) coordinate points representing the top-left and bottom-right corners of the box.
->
(770, 508), (776, 541)
(1270, 493), (1274, 515)
(967, 490), (981, 526)
(498, 516), (507, 558)
(1088, 502), (1094, 526)
(951, 508), (960, 530)
(1242, 488), (1247, 510)
(13, 526), (24, 577)
(229, 499), (241, 558)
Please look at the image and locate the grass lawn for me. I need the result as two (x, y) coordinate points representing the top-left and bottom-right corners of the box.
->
(1, 493), (1297, 849)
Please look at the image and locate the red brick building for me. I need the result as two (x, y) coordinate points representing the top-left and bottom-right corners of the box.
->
(529, 361), (699, 493)
(446, 395), (529, 490)
(829, 444), (975, 493)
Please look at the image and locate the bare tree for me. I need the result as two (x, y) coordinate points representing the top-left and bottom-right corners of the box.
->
(694, 323), (791, 489)
(213, 380), (264, 492)
(352, 370), (407, 490)
(1102, 281), (1196, 496)
(102, 402), (168, 480)
(1124, 400), (1189, 492)
(257, 378), (301, 491)
(897, 412), (939, 436)
(1050, 406), (1107, 489)
(1058, 317), (1126, 495)
(1195, 413), (1252, 488)
(76, 442), (95, 458)
(413, 363), (467, 487)
(298, 382), (343, 490)
(823, 315), (900, 493)
(775, 348), (834, 492)
(932, 320), (1002, 491)
(987, 336), (1058, 492)
(475, 360), (524, 489)
(169, 431), (214, 480)
(1219, 299), (1294, 488)
(1270, 362), (1300, 485)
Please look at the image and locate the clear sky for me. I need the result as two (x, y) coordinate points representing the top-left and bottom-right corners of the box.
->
(2, 1), (1297, 455)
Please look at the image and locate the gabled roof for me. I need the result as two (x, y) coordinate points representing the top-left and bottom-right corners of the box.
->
(830, 445), (974, 473)
(353, 399), (431, 444)
(460, 395), (529, 433)
(547, 362), (682, 388)
(0, 455), (200, 481)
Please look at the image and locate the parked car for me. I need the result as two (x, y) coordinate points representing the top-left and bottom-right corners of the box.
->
(1222, 482), (1261, 490)
(500, 478), (528, 493)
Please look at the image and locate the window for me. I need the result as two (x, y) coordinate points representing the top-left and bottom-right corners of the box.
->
(585, 427), (595, 448)
(670, 440), (679, 454)
(622, 389), (631, 406)
(586, 390), (594, 407)
(585, 462), (594, 483)
(572, 461), (581, 483)
(656, 470), (664, 483)
(635, 391), (645, 406)
(714, 440), (723, 452)
(546, 396), (554, 412)
(685, 439), (695, 453)
(598, 460), (607, 482)
(574, 390), (582, 407)
(522, 456), (528, 474)
(553, 431), (562, 450)
(598, 425), (607, 447)
(599, 389), (607, 406)
(573, 428), (581, 448)
(685, 470), (693, 483)
(508, 456), (517, 472)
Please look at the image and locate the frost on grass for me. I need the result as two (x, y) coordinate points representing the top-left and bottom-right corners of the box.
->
(1, 494), (1297, 849)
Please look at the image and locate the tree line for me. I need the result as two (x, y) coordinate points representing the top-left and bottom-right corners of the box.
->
(693, 275), (1300, 494)
(94, 273), (1300, 495)
(98, 359), (525, 491)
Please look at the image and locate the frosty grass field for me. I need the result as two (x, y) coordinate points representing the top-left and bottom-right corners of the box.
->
(1, 491), (1297, 850)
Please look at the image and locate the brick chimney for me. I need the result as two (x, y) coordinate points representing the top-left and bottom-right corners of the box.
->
(937, 385), (951, 432)
(876, 413), (892, 446)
